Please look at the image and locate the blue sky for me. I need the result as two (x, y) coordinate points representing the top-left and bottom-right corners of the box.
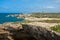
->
(0, 0), (60, 13)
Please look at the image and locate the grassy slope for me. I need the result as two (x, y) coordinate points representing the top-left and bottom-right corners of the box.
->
(51, 25), (60, 33)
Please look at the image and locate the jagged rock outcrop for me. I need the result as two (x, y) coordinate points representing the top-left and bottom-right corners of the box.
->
(0, 22), (60, 40)
(22, 24), (60, 40)
(0, 23), (36, 40)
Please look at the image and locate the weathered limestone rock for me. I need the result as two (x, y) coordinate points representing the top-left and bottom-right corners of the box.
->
(3, 22), (23, 30)
(0, 23), (36, 40)
(22, 24), (60, 40)
(0, 22), (60, 40)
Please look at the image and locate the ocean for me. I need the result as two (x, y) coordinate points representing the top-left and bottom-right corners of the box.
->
(0, 13), (24, 24)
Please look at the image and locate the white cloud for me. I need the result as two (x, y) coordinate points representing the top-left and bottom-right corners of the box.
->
(46, 6), (55, 9)
(54, 0), (60, 3)
(0, 6), (9, 10)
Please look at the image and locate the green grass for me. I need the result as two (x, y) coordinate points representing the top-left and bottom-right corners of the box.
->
(38, 20), (60, 23)
(11, 20), (31, 24)
(30, 20), (60, 23)
(51, 25), (60, 33)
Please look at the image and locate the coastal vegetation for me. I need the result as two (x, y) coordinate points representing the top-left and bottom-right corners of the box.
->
(24, 13), (60, 23)
(20, 21), (31, 24)
(51, 25), (60, 33)
(12, 21), (31, 24)
(38, 20), (60, 23)
(30, 13), (60, 18)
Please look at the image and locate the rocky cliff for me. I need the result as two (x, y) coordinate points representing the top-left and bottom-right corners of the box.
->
(0, 22), (60, 40)
(22, 24), (60, 40)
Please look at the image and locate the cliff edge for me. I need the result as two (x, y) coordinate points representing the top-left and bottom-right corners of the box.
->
(0, 22), (60, 40)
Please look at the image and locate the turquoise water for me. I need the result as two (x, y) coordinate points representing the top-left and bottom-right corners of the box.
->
(0, 13), (24, 24)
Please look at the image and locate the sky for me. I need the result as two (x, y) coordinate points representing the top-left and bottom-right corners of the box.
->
(0, 0), (60, 13)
